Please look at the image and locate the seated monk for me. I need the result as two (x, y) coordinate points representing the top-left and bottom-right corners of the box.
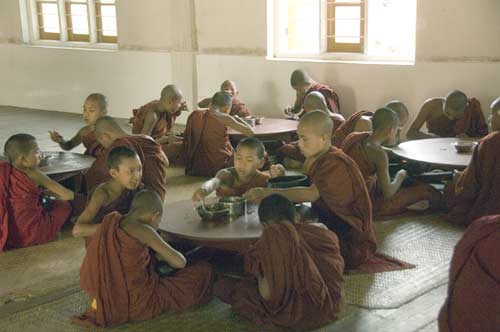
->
(72, 146), (141, 238)
(49, 93), (107, 157)
(85, 116), (168, 200)
(72, 189), (214, 328)
(0, 134), (73, 251)
(183, 91), (254, 177)
(198, 80), (250, 118)
(445, 97), (500, 226)
(245, 111), (377, 268)
(192, 137), (284, 200)
(332, 100), (409, 147)
(130, 84), (188, 162)
(214, 194), (344, 331)
(438, 215), (500, 332)
(285, 69), (340, 117)
(407, 90), (488, 140)
(279, 91), (345, 165)
(341, 108), (443, 218)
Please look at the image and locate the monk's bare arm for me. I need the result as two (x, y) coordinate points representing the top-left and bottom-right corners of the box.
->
(258, 274), (272, 300)
(292, 90), (305, 113)
(244, 185), (320, 204)
(123, 221), (187, 269)
(219, 114), (255, 136)
(192, 169), (233, 201)
(49, 128), (84, 151)
(72, 188), (107, 237)
(369, 146), (406, 198)
(140, 111), (159, 136)
(407, 100), (437, 140)
(198, 98), (211, 108)
(28, 170), (74, 201)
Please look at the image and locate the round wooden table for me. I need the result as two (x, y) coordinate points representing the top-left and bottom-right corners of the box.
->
(391, 138), (477, 169)
(39, 151), (95, 176)
(228, 118), (298, 139)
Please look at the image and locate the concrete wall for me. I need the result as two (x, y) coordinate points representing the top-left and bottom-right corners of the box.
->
(1, 0), (499, 127)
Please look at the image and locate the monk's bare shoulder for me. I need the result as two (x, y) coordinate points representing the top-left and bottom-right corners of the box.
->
(78, 125), (93, 138)
(120, 219), (153, 246)
(364, 142), (387, 166)
(421, 97), (444, 117)
(92, 182), (112, 204)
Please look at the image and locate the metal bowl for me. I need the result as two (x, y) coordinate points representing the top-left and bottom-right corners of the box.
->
(255, 117), (264, 125)
(218, 196), (246, 217)
(196, 203), (230, 222)
(267, 175), (310, 188)
(453, 141), (477, 153)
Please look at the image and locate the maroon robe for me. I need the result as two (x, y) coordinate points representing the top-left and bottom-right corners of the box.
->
(130, 100), (181, 139)
(216, 169), (269, 197)
(332, 110), (373, 148)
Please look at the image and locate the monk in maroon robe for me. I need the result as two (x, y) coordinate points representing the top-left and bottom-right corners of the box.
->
(407, 90), (488, 140)
(1, 134), (73, 251)
(438, 215), (500, 332)
(72, 190), (214, 328)
(198, 80), (250, 117)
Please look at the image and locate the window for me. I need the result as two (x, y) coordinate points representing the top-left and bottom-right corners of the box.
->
(24, 0), (117, 46)
(270, 0), (416, 62)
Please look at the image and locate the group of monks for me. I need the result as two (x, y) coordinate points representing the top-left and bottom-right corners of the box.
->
(0, 68), (498, 331)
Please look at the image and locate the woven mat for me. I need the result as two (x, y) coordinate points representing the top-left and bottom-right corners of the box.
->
(344, 214), (463, 309)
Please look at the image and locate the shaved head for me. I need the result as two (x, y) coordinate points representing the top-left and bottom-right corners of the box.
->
(211, 91), (232, 109)
(160, 85), (183, 101)
(372, 107), (399, 132)
(290, 69), (312, 88)
(258, 194), (296, 224)
(220, 80), (236, 91)
(129, 189), (163, 217)
(3, 133), (36, 163)
(385, 100), (409, 126)
(86, 93), (108, 112)
(491, 97), (500, 113)
(299, 110), (333, 137)
(444, 90), (468, 114)
(94, 116), (125, 134)
(303, 91), (328, 112)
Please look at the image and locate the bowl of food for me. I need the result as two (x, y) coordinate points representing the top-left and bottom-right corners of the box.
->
(244, 117), (256, 127)
(255, 117), (264, 125)
(453, 141), (477, 153)
(219, 196), (246, 217)
(267, 175), (310, 189)
(196, 203), (230, 222)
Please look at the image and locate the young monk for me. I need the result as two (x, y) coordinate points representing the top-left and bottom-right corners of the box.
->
(0, 134), (73, 251)
(245, 111), (377, 268)
(444, 97), (500, 226)
(407, 90), (488, 140)
(85, 116), (168, 200)
(72, 146), (142, 238)
(72, 189), (214, 328)
(49, 93), (107, 157)
(341, 108), (443, 218)
(438, 215), (500, 332)
(215, 194), (344, 331)
(192, 137), (284, 200)
(332, 100), (409, 147)
(285, 69), (340, 116)
(198, 80), (250, 117)
(183, 91), (255, 177)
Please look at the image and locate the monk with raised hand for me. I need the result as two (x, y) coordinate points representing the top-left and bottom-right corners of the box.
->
(49, 93), (107, 157)
(85, 116), (168, 200)
(198, 80), (250, 118)
(183, 91), (255, 177)
(215, 194), (344, 331)
(73, 146), (142, 238)
(444, 97), (500, 226)
(72, 189), (214, 328)
(407, 90), (488, 140)
(0, 134), (73, 251)
(192, 137), (284, 200)
(438, 215), (500, 332)
(342, 108), (443, 218)
(245, 111), (377, 268)
(285, 69), (340, 117)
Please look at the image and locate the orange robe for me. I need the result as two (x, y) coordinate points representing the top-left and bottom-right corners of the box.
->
(307, 146), (377, 268)
(130, 100), (181, 139)
(426, 98), (488, 138)
(214, 221), (343, 331)
(332, 110), (373, 148)
(72, 212), (214, 328)
(342, 132), (442, 218)
(81, 130), (105, 158)
(438, 215), (500, 332)
(216, 169), (269, 197)
(198, 97), (250, 118)
(183, 110), (233, 177)
(0, 162), (71, 251)
(445, 131), (500, 226)
(85, 135), (168, 200)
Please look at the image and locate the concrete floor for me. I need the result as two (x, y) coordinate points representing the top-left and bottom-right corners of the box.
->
(0, 106), (452, 332)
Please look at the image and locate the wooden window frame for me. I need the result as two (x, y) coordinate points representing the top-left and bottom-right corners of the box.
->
(327, 0), (365, 53)
(65, 1), (90, 42)
(36, 0), (61, 40)
(95, 0), (117, 44)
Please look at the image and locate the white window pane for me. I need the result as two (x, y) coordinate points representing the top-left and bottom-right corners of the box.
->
(41, 3), (58, 14)
(335, 6), (360, 20)
(283, 0), (319, 52)
(335, 20), (360, 37)
(70, 4), (89, 34)
(99, 0), (115, 4)
(41, 3), (60, 33)
(71, 3), (87, 15)
(70, 0), (88, 3)
(101, 17), (117, 36)
(100, 5), (116, 17)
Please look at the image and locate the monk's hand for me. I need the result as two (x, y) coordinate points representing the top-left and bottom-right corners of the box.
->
(192, 188), (208, 202)
(284, 106), (293, 116)
(243, 188), (267, 204)
(269, 164), (285, 178)
(49, 130), (63, 143)
(395, 169), (408, 182)
(179, 101), (189, 112)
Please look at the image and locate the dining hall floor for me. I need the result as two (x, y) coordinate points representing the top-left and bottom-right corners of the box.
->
(0, 105), (463, 332)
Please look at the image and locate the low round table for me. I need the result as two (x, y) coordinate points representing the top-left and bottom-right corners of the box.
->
(391, 138), (477, 169)
(39, 151), (95, 184)
(159, 199), (262, 253)
(228, 118), (298, 140)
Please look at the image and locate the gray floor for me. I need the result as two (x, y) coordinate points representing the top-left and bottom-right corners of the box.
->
(0, 105), (449, 332)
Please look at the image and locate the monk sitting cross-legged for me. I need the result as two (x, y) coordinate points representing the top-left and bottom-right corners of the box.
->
(72, 146), (142, 239)
(72, 189), (214, 328)
(0, 134), (73, 251)
(192, 137), (284, 200)
(407, 90), (488, 140)
(85, 116), (168, 200)
(183, 91), (254, 177)
(198, 80), (250, 118)
(245, 111), (377, 268)
(444, 97), (500, 226)
(342, 108), (443, 218)
(214, 194), (344, 331)
(438, 215), (500, 332)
